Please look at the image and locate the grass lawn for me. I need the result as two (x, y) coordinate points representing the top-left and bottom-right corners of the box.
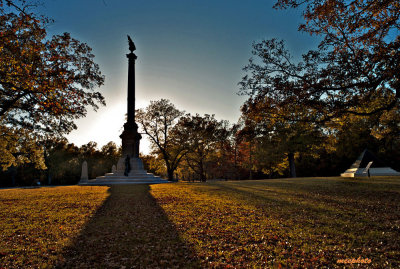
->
(1, 177), (399, 268)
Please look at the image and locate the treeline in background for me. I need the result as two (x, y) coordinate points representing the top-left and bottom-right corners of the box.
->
(0, 141), (119, 187)
(1, 1), (400, 186)
(2, 99), (399, 187)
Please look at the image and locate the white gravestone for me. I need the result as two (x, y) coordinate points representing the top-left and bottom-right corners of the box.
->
(81, 160), (88, 181)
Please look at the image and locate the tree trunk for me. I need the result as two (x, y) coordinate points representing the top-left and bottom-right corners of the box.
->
(200, 171), (206, 182)
(200, 160), (206, 182)
(10, 166), (16, 186)
(167, 169), (175, 181)
(249, 140), (253, 180)
(288, 152), (296, 178)
(47, 173), (52, 185)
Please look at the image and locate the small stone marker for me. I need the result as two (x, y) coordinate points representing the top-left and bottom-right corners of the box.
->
(112, 164), (116, 173)
(81, 160), (88, 181)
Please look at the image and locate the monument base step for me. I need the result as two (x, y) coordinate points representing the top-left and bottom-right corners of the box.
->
(79, 171), (169, 185)
(98, 173), (160, 179)
(78, 179), (169, 183)
(79, 177), (169, 185)
(78, 157), (169, 185)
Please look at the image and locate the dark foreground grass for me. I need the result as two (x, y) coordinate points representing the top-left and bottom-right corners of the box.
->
(0, 177), (399, 268)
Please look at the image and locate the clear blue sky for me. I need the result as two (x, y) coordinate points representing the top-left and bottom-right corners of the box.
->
(38, 0), (318, 153)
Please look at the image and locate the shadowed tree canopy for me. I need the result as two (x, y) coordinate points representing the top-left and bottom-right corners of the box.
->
(240, 0), (400, 123)
(240, 97), (327, 177)
(0, 124), (45, 170)
(136, 99), (186, 181)
(0, 0), (105, 169)
(175, 113), (230, 181)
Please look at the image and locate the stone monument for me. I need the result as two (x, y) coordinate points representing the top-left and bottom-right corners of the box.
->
(79, 36), (168, 185)
(121, 35), (142, 160)
(80, 160), (88, 181)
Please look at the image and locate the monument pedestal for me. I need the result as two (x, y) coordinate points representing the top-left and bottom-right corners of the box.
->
(79, 157), (168, 185)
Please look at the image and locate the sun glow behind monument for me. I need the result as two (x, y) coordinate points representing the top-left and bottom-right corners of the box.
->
(65, 99), (152, 154)
(49, 0), (318, 153)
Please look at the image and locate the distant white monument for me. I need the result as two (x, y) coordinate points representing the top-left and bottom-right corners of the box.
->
(341, 149), (400, 177)
(81, 160), (88, 181)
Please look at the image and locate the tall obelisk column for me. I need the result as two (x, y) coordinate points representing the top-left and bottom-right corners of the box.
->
(120, 35), (142, 158)
(79, 36), (168, 183)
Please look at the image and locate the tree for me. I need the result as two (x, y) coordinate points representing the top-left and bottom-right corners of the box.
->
(235, 118), (258, 179)
(44, 139), (81, 185)
(44, 140), (120, 185)
(239, 97), (327, 178)
(141, 154), (167, 178)
(0, 0), (105, 170)
(176, 114), (230, 181)
(0, 125), (45, 170)
(136, 99), (186, 181)
(327, 106), (400, 174)
(371, 107), (400, 172)
(229, 123), (243, 179)
(210, 123), (237, 180)
(240, 0), (400, 123)
(100, 141), (120, 169)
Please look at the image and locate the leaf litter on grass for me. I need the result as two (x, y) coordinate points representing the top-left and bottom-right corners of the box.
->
(1, 178), (399, 268)
(150, 177), (400, 268)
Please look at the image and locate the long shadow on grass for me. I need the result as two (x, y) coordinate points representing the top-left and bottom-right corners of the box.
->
(218, 179), (400, 218)
(57, 184), (200, 268)
(210, 181), (400, 264)
(210, 181), (399, 237)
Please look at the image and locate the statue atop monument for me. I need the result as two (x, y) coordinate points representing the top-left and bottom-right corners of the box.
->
(127, 35), (136, 53)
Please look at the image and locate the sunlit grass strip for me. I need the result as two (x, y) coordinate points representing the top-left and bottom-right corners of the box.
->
(151, 177), (400, 268)
(0, 186), (109, 268)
